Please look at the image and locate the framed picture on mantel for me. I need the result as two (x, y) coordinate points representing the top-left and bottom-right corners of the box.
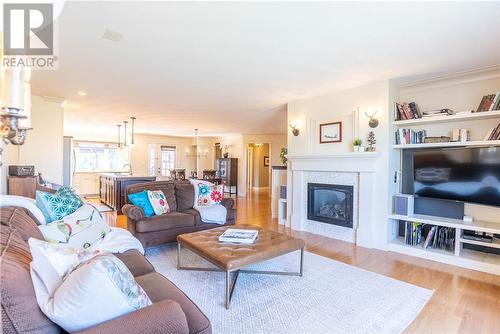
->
(320, 121), (342, 143)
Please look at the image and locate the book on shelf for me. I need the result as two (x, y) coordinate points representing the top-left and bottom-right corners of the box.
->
(402, 221), (455, 251)
(486, 122), (500, 140)
(218, 228), (259, 244)
(475, 92), (500, 112)
(394, 102), (421, 121)
(395, 128), (426, 145)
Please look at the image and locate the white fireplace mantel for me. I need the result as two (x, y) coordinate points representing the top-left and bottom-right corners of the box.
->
(287, 152), (379, 173)
(286, 151), (380, 248)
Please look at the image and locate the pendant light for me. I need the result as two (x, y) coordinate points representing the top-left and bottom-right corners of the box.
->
(130, 116), (136, 145)
(116, 124), (122, 148)
(123, 120), (128, 146)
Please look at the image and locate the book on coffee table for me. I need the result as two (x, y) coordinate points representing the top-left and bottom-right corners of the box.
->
(219, 229), (259, 244)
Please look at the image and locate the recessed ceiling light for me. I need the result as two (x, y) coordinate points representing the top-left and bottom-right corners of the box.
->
(102, 29), (123, 42)
(77, 91), (87, 96)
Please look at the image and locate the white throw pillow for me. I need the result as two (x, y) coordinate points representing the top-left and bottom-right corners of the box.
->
(146, 190), (170, 215)
(31, 253), (152, 332)
(28, 238), (101, 296)
(38, 203), (111, 249)
(0, 195), (47, 224)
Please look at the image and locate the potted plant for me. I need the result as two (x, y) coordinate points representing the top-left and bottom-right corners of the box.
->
(353, 139), (363, 152)
(280, 147), (288, 166)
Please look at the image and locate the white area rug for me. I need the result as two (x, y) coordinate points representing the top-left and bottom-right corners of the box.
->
(146, 245), (433, 334)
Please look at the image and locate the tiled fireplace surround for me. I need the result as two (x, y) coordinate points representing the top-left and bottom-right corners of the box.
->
(286, 153), (379, 247)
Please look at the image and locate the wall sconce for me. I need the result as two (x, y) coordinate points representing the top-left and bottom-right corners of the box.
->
(289, 121), (299, 136)
(365, 110), (379, 128)
(1, 65), (32, 145)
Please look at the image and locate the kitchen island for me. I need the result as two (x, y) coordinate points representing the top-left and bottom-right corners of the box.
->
(99, 173), (156, 213)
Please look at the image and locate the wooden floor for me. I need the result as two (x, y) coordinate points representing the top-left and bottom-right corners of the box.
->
(107, 189), (500, 334)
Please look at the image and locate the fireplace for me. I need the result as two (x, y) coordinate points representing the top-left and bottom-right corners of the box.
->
(307, 183), (354, 228)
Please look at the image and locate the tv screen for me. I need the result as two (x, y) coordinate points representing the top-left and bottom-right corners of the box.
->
(412, 147), (500, 207)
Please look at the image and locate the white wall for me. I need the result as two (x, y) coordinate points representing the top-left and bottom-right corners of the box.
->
(287, 81), (390, 249)
(18, 96), (64, 184)
(0, 143), (19, 194)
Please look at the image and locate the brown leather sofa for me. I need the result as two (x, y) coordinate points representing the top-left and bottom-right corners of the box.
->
(122, 181), (236, 248)
(0, 206), (211, 334)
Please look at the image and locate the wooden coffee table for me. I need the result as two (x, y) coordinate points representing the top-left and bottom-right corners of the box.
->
(177, 225), (305, 309)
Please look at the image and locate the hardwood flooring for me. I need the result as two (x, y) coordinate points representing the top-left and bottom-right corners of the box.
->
(106, 190), (500, 333)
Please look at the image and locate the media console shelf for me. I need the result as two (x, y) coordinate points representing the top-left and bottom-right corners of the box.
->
(388, 214), (500, 275)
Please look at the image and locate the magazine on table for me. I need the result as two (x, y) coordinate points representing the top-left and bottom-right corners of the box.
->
(219, 229), (259, 244)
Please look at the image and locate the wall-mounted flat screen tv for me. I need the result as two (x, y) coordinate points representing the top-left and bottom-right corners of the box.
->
(411, 147), (500, 207)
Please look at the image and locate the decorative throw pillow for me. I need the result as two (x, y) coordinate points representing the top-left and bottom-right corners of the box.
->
(28, 238), (101, 296)
(57, 186), (84, 207)
(128, 190), (155, 217)
(38, 204), (111, 249)
(147, 190), (170, 215)
(197, 184), (224, 206)
(36, 187), (84, 223)
(30, 253), (152, 332)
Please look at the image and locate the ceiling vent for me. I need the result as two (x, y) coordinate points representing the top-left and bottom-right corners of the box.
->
(102, 29), (123, 42)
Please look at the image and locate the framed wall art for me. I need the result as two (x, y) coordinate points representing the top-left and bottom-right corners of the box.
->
(319, 121), (342, 143)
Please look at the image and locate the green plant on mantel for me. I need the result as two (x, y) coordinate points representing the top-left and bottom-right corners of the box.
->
(280, 147), (288, 166)
(353, 138), (363, 146)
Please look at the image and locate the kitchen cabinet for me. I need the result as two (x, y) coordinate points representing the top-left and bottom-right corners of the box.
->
(99, 174), (156, 213)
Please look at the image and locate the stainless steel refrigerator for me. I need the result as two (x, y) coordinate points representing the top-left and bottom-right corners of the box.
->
(62, 136), (75, 187)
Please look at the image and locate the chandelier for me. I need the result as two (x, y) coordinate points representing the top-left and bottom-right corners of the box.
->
(185, 128), (208, 158)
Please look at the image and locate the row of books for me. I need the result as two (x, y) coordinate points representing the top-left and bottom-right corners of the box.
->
(403, 222), (455, 251)
(476, 92), (500, 112)
(485, 122), (500, 140)
(394, 102), (421, 120)
(395, 129), (427, 145)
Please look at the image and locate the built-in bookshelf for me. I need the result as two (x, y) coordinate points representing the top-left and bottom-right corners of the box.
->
(392, 110), (500, 126)
(387, 67), (500, 275)
(392, 139), (500, 149)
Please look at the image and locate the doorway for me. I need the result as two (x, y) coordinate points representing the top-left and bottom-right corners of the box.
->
(148, 144), (177, 178)
(246, 143), (271, 195)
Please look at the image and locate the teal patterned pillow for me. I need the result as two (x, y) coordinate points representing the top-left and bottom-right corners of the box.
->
(36, 188), (84, 223)
(57, 187), (84, 207)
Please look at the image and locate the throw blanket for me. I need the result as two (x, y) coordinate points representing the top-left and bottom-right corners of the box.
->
(92, 227), (144, 254)
(190, 179), (227, 225)
(1, 195), (144, 254)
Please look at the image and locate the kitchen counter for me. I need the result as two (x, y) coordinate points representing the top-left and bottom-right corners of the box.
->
(99, 174), (156, 213)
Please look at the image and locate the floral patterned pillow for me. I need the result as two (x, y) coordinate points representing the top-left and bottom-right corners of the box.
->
(197, 184), (224, 206)
(147, 190), (170, 215)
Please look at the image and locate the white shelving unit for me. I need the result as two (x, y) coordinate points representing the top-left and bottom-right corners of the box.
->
(387, 68), (500, 275)
(392, 140), (500, 149)
(392, 110), (500, 126)
(388, 214), (500, 275)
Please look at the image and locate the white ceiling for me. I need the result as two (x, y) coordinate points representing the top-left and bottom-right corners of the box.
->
(30, 1), (500, 137)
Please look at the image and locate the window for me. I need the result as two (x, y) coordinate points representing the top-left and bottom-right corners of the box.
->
(75, 141), (126, 172)
(160, 146), (176, 177)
